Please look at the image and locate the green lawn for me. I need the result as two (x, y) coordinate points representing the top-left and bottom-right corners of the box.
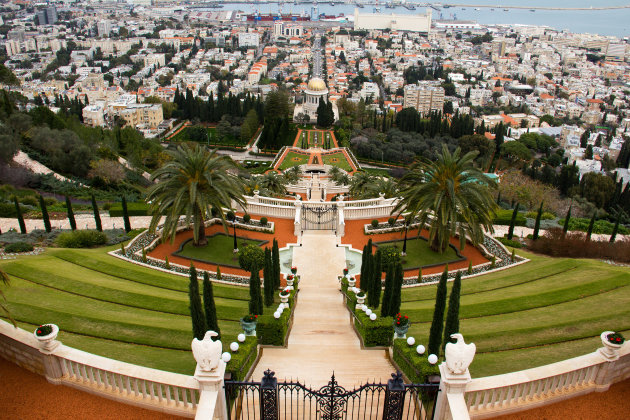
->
(321, 152), (353, 172)
(0, 246), (268, 375)
(277, 151), (309, 170)
(174, 234), (266, 267)
(394, 250), (630, 377)
(375, 238), (461, 269)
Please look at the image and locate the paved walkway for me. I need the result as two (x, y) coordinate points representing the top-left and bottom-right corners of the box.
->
(252, 231), (395, 388)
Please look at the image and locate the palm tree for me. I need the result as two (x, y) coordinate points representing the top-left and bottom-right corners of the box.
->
(0, 269), (15, 327)
(146, 144), (245, 247)
(366, 177), (398, 198)
(258, 171), (287, 196)
(349, 171), (375, 198)
(284, 166), (302, 184)
(394, 145), (497, 253)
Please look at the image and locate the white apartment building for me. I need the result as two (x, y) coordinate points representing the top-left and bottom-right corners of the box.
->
(97, 21), (113, 37)
(238, 33), (260, 48)
(144, 53), (166, 68)
(403, 82), (445, 115)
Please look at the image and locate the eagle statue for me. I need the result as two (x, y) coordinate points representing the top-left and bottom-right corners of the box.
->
(445, 333), (476, 375)
(192, 331), (222, 372)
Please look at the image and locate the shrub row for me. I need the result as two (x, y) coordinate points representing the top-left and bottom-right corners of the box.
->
(56, 230), (108, 248)
(392, 339), (440, 383)
(495, 237), (523, 249)
(557, 218), (629, 235)
(257, 281), (298, 346)
(529, 228), (630, 263)
(4, 242), (34, 253)
(226, 336), (258, 382)
(344, 287), (392, 347)
(492, 209), (526, 226)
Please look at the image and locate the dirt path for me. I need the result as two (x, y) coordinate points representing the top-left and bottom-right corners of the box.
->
(0, 356), (184, 420)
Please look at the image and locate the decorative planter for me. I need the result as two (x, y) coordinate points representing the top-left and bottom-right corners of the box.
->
(280, 293), (290, 304)
(348, 278), (356, 287)
(393, 323), (410, 339)
(34, 324), (60, 354)
(287, 277), (294, 288)
(240, 319), (257, 336)
(599, 331), (623, 360)
(356, 295), (365, 305)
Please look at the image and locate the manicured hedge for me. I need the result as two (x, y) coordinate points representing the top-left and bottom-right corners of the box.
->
(354, 310), (393, 347)
(492, 209), (526, 226)
(392, 339), (440, 383)
(4, 242), (34, 253)
(257, 280), (298, 346)
(496, 237), (523, 249)
(56, 230), (108, 248)
(558, 217), (629, 235)
(227, 336), (258, 381)
(109, 202), (150, 217)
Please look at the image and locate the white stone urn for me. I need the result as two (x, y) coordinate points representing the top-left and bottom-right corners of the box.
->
(286, 275), (295, 288)
(348, 277), (356, 287)
(356, 294), (365, 305)
(34, 324), (60, 354)
(279, 291), (290, 304)
(599, 331), (624, 361)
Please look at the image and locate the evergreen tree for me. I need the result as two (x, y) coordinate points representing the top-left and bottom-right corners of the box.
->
(188, 264), (207, 340)
(369, 249), (382, 308)
(532, 201), (544, 240)
(428, 266), (448, 356)
(360, 244), (368, 288)
(203, 272), (220, 338)
(263, 247), (274, 307)
(506, 202), (520, 240)
(609, 211), (621, 243)
(248, 266), (263, 315)
(361, 239), (372, 292)
(380, 264), (395, 317)
(65, 196), (76, 231)
(91, 194), (102, 232)
(389, 262), (403, 317)
(14, 196), (26, 234)
(586, 211), (596, 241)
(39, 195), (51, 233)
(563, 204), (572, 237)
(443, 271), (462, 351)
(316, 97), (327, 127)
(272, 239), (280, 289)
(121, 196), (131, 233)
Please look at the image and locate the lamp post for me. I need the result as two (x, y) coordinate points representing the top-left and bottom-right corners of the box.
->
(402, 216), (409, 257)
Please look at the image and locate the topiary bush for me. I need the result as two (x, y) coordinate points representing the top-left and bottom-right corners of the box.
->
(56, 230), (108, 248)
(371, 219), (379, 228)
(4, 242), (34, 253)
(238, 244), (265, 272)
(260, 217), (268, 226)
(388, 217), (396, 226)
(380, 245), (402, 271)
(243, 214), (251, 223)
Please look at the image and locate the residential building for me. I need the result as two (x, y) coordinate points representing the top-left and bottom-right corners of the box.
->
(403, 82), (445, 115)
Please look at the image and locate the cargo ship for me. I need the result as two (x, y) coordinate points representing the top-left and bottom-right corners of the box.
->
(246, 13), (311, 22)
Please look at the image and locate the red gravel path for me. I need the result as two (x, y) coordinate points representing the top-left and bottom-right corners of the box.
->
(0, 357), (184, 420)
(493, 379), (630, 420)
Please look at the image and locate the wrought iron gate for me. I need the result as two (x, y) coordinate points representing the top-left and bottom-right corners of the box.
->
(301, 204), (338, 231)
(225, 370), (439, 420)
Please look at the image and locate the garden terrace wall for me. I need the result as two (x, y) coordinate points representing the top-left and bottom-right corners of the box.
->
(0, 320), (46, 375)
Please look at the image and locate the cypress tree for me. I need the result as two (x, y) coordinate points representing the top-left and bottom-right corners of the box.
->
(369, 249), (382, 308)
(360, 244), (368, 286)
(65, 196), (76, 231)
(248, 266), (263, 315)
(362, 246), (373, 293)
(38, 195), (51, 233)
(380, 264), (395, 317)
(562, 204), (572, 237)
(203, 272), (220, 337)
(272, 239), (280, 289)
(91, 194), (102, 232)
(506, 202), (519, 240)
(121, 196), (131, 233)
(216, 266), (222, 279)
(586, 211), (596, 241)
(467, 260), (473, 275)
(532, 201), (544, 240)
(263, 247), (274, 307)
(389, 262), (403, 317)
(417, 268), (423, 283)
(14, 196), (26, 234)
(610, 212), (621, 243)
(165, 255), (170, 269)
(188, 263), (207, 340)
(443, 271), (462, 352)
(428, 266), (449, 356)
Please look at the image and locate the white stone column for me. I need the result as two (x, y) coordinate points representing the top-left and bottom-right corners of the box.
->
(34, 324), (65, 385)
(195, 362), (228, 420)
(294, 200), (302, 237)
(434, 334), (475, 420)
(337, 201), (345, 238)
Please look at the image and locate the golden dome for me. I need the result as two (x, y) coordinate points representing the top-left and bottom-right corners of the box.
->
(307, 77), (327, 92)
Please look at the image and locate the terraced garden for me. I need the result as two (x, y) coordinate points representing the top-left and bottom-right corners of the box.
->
(0, 246), (258, 375)
(321, 151), (353, 172)
(399, 250), (630, 377)
(277, 151), (309, 170)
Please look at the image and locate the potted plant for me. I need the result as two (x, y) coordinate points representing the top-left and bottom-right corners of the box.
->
(348, 276), (356, 287)
(279, 288), (291, 304)
(393, 313), (410, 339)
(355, 291), (366, 308)
(240, 314), (258, 336)
(342, 268), (349, 278)
(34, 324), (60, 353)
(600, 331), (625, 360)
(286, 274), (295, 288)
(291, 266), (297, 275)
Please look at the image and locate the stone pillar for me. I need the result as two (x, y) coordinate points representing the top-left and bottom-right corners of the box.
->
(434, 334), (475, 420)
(252, 190), (260, 203)
(336, 201), (345, 237)
(195, 361), (228, 420)
(34, 324), (64, 385)
(379, 192), (386, 205)
(294, 200), (302, 237)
